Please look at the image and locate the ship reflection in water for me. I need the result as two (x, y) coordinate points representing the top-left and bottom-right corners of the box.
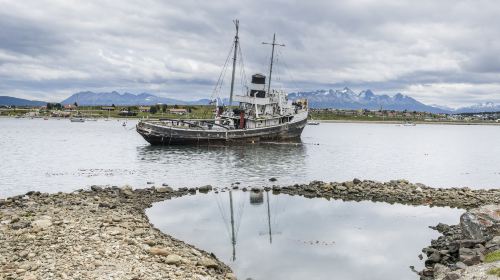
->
(135, 143), (307, 187)
(147, 192), (463, 280)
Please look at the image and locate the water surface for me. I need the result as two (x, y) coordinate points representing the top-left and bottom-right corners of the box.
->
(147, 191), (464, 280)
(1, 118), (499, 197)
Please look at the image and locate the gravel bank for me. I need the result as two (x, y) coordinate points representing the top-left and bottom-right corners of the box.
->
(0, 186), (234, 280)
(268, 180), (499, 209)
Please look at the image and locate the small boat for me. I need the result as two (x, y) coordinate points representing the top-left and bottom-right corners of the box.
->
(403, 122), (416, 126)
(122, 122), (127, 127)
(43, 117), (49, 120)
(307, 120), (320, 125)
(86, 118), (98, 122)
(70, 117), (85, 123)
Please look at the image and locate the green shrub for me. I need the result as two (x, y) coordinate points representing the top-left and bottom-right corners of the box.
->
(487, 267), (500, 277)
(485, 250), (500, 263)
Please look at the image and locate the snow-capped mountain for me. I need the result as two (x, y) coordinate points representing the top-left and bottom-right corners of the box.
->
(288, 88), (450, 113)
(454, 102), (500, 113)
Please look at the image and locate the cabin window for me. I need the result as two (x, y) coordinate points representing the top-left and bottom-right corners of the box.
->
(250, 89), (266, 98)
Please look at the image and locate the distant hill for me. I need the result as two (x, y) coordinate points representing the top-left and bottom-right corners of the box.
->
(288, 88), (450, 113)
(453, 102), (500, 113)
(60, 91), (211, 106)
(0, 96), (46, 107)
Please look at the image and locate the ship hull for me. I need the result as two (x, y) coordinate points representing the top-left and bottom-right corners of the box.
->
(136, 117), (307, 145)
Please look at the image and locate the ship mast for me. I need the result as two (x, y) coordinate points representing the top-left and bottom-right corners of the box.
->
(266, 191), (272, 244)
(262, 34), (285, 94)
(228, 19), (239, 106)
(229, 190), (236, 261)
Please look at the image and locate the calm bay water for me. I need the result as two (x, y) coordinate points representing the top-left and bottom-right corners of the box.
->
(147, 191), (464, 280)
(1, 118), (499, 197)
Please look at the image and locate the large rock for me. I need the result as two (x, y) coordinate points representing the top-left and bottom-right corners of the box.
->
(460, 204), (499, 240)
(165, 254), (182, 265)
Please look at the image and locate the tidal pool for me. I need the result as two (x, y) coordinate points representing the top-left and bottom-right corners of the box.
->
(147, 191), (464, 280)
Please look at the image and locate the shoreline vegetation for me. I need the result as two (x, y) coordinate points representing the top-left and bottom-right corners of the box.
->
(1, 105), (499, 125)
(1, 115), (500, 126)
(1, 180), (498, 279)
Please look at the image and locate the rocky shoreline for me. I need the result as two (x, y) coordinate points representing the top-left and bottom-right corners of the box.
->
(1, 180), (499, 279)
(0, 186), (235, 280)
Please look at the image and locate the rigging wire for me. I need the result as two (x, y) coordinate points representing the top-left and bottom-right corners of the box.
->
(277, 48), (302, 93)
(214, 193), (232, 239)
(274, 48), (283, 90)
(211, 42), (235, 101)
(234, 193), (246, 238)
(238, 46), (248, 95)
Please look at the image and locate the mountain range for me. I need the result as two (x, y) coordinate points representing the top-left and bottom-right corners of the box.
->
(288, 88), (451, 113)
(1, 90), (499, 114)
(0, 96), (47, 107)
(60, 91), (210, 106)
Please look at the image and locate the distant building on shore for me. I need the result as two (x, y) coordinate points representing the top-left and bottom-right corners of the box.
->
(168, 108), (188, 115)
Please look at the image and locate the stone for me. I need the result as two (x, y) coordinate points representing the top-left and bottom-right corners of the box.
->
(352, 178), (361, 184)
(10, 221), (30, 230)
(149, 247), (169, 256)
(433, 264), (450, 279)
(443, 273), (460, 280)
(198, 185), (213, 193)
(459, 239), (482, 249)
(343, 181), (354, 188)
(428, 251), (441, 263)
(434, 223), (451, 233)
(32, 219), (52, 230)
(462, 255), (481, 266)
(421, 268), (434, 277)
(156, 187), (173, 193)
(336, 186), (347, 191)
(460, 204), (499, 240)
(198, 257), (219, 269)
(165, 254), (182, 265)
(455, 261), (467, 269)
(107, 227), (122, 236)
(121, 187), (134, 197)
(269, 177), (277, 182)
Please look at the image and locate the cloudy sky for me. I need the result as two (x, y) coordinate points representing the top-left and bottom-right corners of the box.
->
(1, 0), (499, 107)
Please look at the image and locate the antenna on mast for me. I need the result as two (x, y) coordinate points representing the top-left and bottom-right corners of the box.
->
(262, 33), (285, 95)
(229, 19), (239, 106)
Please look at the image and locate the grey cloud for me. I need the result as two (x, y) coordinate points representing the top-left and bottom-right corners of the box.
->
(0, 0), (500, 106)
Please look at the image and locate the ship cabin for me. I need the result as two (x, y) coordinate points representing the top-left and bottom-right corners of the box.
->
(224, 73), (307, 130)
